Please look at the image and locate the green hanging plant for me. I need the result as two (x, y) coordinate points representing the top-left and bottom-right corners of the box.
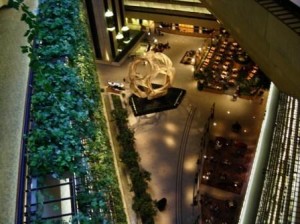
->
(13, 0), (127, 222)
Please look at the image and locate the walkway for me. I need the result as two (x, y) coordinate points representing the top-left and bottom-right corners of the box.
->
(0, 1), (37, 222)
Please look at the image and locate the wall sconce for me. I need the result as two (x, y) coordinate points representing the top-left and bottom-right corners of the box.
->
(116, 32), (124, 40)
(105, 9), (115, 31)
(116, 32), (124, 52)
(121, 26), (130, 43)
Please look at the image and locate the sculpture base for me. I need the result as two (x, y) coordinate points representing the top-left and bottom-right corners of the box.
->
(129, 86), (186, 116)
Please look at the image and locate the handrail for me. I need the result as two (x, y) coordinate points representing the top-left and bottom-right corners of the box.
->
(24, 175), (78, 223)
(69, 177), (78, 218)
(256, 0), (300, 35)
(15, 68), (34, 224)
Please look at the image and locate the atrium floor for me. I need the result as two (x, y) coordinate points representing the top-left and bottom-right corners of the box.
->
(98, 32), (268, 224)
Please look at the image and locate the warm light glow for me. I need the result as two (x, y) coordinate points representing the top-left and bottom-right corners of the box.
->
(227, 111), (230, 114)
(213, 122), (217, 126)
(105, 9), (114, 17)
(184, 185), (195, 206)
(164, 136), (176, 148)
(165, 122), (178, 133)
(104, 50), (111, 61)
(107, 27), (115, 31)
(123, 39), (130, 44)
(121, 26), (129, 32)
(116, 32), (124, 40)
(202, 175), (209, 180)
(191, 58), (195, 64)
(184, 156), (196, 172)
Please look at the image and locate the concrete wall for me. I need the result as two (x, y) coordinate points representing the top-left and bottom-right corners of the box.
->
(202, 0), (300, 99)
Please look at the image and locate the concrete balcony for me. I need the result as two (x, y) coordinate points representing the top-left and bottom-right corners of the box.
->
(201, 0), (300, 99)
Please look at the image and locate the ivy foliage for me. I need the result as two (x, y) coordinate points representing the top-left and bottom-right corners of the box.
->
(10, 0), (126, 223)
(111, 95), (157, 224)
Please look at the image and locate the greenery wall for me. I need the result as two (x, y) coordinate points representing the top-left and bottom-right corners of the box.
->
(10, 0), (126, 223)
(111, 95), (157, 224)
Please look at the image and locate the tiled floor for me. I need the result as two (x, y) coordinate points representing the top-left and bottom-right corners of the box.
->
(0, 1), (37, 222)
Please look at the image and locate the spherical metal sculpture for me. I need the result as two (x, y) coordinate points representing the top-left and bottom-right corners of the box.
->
(128, 52), (175, 100)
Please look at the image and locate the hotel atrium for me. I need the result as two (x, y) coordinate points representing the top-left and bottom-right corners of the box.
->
(0, 0), (299, 223)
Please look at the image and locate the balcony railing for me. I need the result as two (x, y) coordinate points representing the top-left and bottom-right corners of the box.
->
(256, 0), (300, 35)
(24, 176), (77, 223)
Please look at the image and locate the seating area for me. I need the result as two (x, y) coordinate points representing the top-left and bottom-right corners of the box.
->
(180, 50), (196, 65)
(151, 42), (170, 53)
(201, 136), (251, 194)
(194, 37), (270, 96)
(200, 194), (238, 224)
(197, 135), (253, 224)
